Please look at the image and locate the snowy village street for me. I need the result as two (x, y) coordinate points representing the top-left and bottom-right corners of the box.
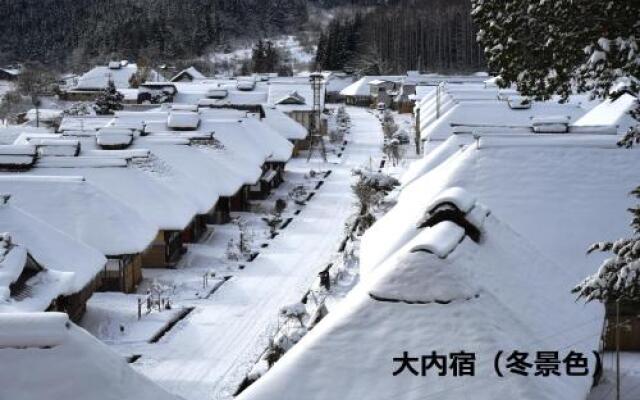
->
(103, 107), (384, 400)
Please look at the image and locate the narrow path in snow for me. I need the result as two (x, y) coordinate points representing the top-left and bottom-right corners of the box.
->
(129, 107), (384, 400)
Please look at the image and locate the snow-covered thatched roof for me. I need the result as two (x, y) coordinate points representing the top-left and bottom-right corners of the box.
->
(170, 66), (206, 82)
(240, 212), (597, 400)
(0, 176), (156, 256)
(0, 313), (182, 400)
(75, 63), (138, 90)
(419, 100), (587, 143)
(31, 165), (198, 232)
(242, 133), (640, 400)
(0, 204), (106, 312)
(240, 117), (294, 162)
(262, 106), (308, 140)
(340, 76), (403, 97)
(573, 93), (638, 134)
(267, 82), (323, 111)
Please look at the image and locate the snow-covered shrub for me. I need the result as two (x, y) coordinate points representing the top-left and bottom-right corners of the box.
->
(226, 238), (241, 261)
(273, 325), (308, 353)
(94, 81), (124, 115)
(237, 218), (254, 260)
(279, 302), (307, 326)
(352, 168), (400, 193)
(288, 185), (308, 205)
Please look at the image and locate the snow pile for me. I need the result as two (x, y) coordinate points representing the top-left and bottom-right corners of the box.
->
(0, 313), (182, 400)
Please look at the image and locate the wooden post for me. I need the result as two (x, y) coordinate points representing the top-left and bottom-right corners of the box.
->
(137, 297), (142, 320)
(616, 299), (621, 400)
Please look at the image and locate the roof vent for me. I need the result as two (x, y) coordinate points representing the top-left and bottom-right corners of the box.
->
(237, 79), (256, 91)
(417, 187), (487, 243)
(167, 112), (200, 131)
(96, 128), (134, 149)
(207, 88), (229, 99)
(0, 145), (37, 171)
(532, 116), (570, 133)
(32, 139), (81, 157)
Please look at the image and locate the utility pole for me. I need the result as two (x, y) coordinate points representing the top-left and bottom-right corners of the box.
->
(307, 72), (327, 163)
(616, 298), (621, 400)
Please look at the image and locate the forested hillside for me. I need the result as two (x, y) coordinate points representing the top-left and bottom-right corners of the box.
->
(0, 0), (308, 68)
(316, 0), (484, 73)
(0, 0), (483, 74)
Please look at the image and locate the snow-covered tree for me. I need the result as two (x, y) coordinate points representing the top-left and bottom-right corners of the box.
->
(573, 189), (640, 303)
(473, 0), (640, 303)
(472, 0), (639, 141)
(472, 0), (639, 102)
(94, 81), (124, 115)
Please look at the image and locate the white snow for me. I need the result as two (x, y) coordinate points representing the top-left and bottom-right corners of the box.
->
(425, 186), (477, 214)
(0, 312), (69, 348)
(420, 100), (586, 144)
(167, 112), (200, 131)
(0, 313), (181, 400)
(96, 128), (134, 148)
(340, 76), (403, 97)
(262, 106), (308, 140)
(119, 107), (383, 400)
(240, 213), (598, 400)
(0, 203), (106, 307)
(573, 93), (638, 134)
(0, 176), (157, 256)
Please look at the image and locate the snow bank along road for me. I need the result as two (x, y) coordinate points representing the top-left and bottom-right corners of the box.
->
(130, 107), (384, 400)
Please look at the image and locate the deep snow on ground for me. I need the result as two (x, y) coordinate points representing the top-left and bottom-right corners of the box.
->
(588, 353), (640, 400)
(81, 107), (386, 400)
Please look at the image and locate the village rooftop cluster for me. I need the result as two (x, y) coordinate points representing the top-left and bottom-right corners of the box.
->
(0, 61), (639, 400)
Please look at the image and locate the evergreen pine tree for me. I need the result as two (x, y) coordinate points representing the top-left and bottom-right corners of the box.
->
(94, 81), (124, 115)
